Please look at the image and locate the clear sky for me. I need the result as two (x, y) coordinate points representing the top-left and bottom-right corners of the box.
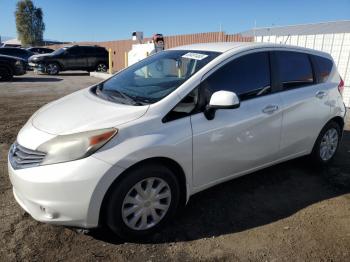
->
(1, 0), (350, 42)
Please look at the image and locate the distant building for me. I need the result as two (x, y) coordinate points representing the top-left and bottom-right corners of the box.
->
(241, 20), (350, 107)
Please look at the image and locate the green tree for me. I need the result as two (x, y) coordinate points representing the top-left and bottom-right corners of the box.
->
(15, 0), (45, 46)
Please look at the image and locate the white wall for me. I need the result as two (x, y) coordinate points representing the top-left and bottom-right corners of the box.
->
(255, 33), (350, 107)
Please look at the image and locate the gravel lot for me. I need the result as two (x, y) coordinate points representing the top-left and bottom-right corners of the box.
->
(1, 71), (350, 261)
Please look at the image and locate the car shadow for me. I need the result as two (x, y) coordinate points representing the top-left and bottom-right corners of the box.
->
(89, 130), (350, 244)
(13, 77), (63, 83)
(58, 72), (89, 76)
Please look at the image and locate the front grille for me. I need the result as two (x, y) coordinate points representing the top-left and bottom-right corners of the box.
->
(9, 142), (46, 170)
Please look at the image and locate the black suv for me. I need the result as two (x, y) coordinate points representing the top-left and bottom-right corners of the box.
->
(28, 45), (109, 75)
(0, 47), (34, 62)
(0, 55), (26, 81)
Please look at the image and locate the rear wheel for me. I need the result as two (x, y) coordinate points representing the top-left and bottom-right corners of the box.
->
(311, 121), (341, 165)
(105, 164), (180, 239)
(96, 62), (107, 72)
(45, 63), (60, 75)
(0, 66), (13, 81)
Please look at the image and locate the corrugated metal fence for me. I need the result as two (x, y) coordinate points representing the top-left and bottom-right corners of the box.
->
(47, 32), (252, 72)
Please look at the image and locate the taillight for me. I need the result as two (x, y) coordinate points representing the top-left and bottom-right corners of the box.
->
(338, 78), (344, 96)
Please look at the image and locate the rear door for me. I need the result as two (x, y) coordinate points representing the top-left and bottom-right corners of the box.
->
(274, 50), (331, 158)
(83, 47), (98, 68)
(64, 46), (87, 69)
(191, 51), (283, 188)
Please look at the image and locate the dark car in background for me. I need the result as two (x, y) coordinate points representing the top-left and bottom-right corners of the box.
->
(0, 55), (26, 81)
(0, 47), (34, 62)
(26, 47), (54, 55)
(29, 45), (109, 75)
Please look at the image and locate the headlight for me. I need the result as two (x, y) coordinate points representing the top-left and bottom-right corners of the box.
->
(37, 128), (117, 165)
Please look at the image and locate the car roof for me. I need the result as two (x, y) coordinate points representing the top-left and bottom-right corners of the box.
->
(170, 42), (331, 58)
(0, 47), (30, 52)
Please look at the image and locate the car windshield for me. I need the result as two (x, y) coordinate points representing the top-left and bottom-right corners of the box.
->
(94, 50), (220, 105)
(51, 47), (67, 55)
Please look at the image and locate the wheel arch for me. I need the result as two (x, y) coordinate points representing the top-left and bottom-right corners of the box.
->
(329, 116), (345, 132)
(311, 115), (345, 152)
(45, 60), (63, 70)
(95, 60), (108, 70)
(95, 157), (188, 227)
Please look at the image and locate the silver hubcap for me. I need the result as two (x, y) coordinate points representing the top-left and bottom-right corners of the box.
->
(320, 128), (338, 161)
(47, 64), (58, 74)
(97, 64), (107, 72)
(121, 177), (171, 230)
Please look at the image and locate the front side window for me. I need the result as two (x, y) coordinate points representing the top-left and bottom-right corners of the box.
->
(52, 47), (67, 56)
(202, 52), (271, 101)
(275, 51), (314, 89)
(94, 50), (220, 105)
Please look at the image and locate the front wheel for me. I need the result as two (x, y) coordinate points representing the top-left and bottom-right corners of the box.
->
(45, 63), (60, 75)
(311, 121), (341, 165)
(105, 164), (180, 239)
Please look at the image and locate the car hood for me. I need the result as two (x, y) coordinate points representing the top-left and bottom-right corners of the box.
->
(31, 89), (149, 135)
(29, 53), (51, 62)
(0, 54), (25, 62)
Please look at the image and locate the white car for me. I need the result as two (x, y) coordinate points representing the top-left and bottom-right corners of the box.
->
(8, 42), (346, 239)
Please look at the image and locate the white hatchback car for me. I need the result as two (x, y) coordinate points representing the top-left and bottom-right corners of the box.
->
(8, 42), (346, 239)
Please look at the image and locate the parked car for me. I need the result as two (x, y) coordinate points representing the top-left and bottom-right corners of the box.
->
(26, 47), (54, 55)
(8, 42), (346, 239)
(0, 55), (26, 81)
(28, 45), (108, 75)
(0, 47), (33, 62)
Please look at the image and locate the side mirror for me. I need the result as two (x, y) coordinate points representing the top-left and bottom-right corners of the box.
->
(204, 90), (240, 120)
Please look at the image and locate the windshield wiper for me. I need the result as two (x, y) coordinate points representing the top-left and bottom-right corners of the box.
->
(95, 84), (150, 105)
(100, 88), (144, 106)
(129, 95), (158, 104)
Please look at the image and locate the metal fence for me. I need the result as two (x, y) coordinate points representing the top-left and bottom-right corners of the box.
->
(47, 32), (253, 72)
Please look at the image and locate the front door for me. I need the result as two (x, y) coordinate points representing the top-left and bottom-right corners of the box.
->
(191, 51), (283, 188)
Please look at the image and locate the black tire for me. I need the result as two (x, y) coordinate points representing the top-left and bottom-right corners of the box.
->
(96, 62), (108, 72)
(310, 121), (341, 165)
(0, 66), (13, 81)
(45, 62), (60, 75)
(105, 163), (180, 240)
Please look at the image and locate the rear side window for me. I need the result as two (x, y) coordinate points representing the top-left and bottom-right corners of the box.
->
(81, 47), (93, 54)
(67, 46), (82, 55)
(313, 55), (333, 83)
(275, 51), (314, 89)
(203, 52), (271, 101)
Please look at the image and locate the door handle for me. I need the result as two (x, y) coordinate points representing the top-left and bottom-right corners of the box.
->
(316, 91), (327, 99)
(262, 105), (279, 114)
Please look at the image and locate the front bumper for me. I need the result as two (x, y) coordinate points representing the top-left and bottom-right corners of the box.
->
(29, 62), (45, 73)
(8, 155), (113, 228)
(14, 64), (26, 76)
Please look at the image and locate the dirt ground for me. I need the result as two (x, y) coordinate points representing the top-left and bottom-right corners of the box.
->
(1, 71), (350, 262)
